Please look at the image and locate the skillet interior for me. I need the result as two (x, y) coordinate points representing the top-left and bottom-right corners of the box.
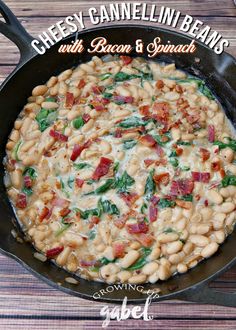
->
(0, 25), (236, 303)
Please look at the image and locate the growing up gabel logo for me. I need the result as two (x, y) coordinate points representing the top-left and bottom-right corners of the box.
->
(93, 284), (160, 327)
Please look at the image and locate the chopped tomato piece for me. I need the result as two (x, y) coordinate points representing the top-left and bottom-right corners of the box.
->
(154, 144), (164, 157)
(39, 207), (51, 222)
(200, 148), (210, 162)
(70, 140), (92, 161)
(46, 246), (64, 258)
(208, 125), (215, 142)
(139, 134), (156, 147)
(220, 168), (226, 178)
(170, 179), (194, 196)
(92, 86), (105, 95)
(113, 242), (126, 258)
(75, 177), (84, 188)
(120, 55), (133, 65)
(65, 92), (74, 109)
(60, 208), (71, 217)
(136, 234), (154, 247)
(192, 171), (210, 183)
(82, 113), (91, 123)
(92, 157), (113, 180)
(16, 193), (27, 209)
(89, 216), (100, 229)
(149, 204), (158, 222)
(126, 221), (149, 234)
(49, 129), (68, 142)
(77, 79), (86, 89)
(153, 173), (170, 186)
(139, 105), (150, 116)
(120, 193), (139, 207)
(211, 161), (221, 171)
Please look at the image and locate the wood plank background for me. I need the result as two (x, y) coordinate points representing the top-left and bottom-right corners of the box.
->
(0, 1), (236, 329)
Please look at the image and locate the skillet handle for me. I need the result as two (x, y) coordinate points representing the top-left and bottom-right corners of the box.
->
(178, 283), (236, 308)
(0, 0), (35, 66)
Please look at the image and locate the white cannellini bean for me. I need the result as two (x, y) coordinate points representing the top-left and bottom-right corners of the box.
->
(189, 234), (209, 247)
(120, 250), (140, 268)
(142, 262), (159, 275)
(208, 190), (223, 205)
(201, 242), (219, 258)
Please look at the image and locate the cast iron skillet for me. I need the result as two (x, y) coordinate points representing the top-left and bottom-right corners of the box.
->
(0, 0), (236, 306)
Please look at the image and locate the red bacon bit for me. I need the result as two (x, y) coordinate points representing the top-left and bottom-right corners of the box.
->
(126, 221), (149, 234)
(144, 159), (155, 167)
(154, 144), (164, 157)
(204, 200), (209, 207)
(175, 84), (183, 93)
(114, 215), (128, 229)
(175, 147), (183, 156)
(192, 171), (210, 183)
(92, 157), (113, 181)
(113, 242), (126, 258)
(208, 181), (221, 189)
(90, 99), (106, 111)
(139, 105), (150, 116)
(220, 168), (226, 178)
(120, 55), (133, 65)
(150, 195), (160, 205)
(113, 95), (134, 104)
(39, 207), (51, 222)
(176, 200), (192, 209)
(70, 140), (92, 161)
(208, 125), (215, 143)
(89, 216), (100, 229)
(65, 92), (74, 109)
(75, 177), (84, 188)
(60, 208), (70, 217)
(114, 128), (122, 138)
(24, 175), (32, 188)
(211, 161), (221, 172)
(51, 197), (69, 208)
(200, 148), (210, 162)
(78, 79), (86, 89)
(49, 129), (68, 142)
(170, 179), (194, 196)
(139, 134), (156, 147)
(82, 113), (91, 123)
(152, 102), (170, 123)
(92, 85), (105, 95)
(80, 259), (96, 267)
(153, 173), (170, 186)
(149, 204), (158, 222)
(46, 246), (64, 258)
(156, 80), (164, 89)
(16, 193), (27, 209)
(136, 234), (154, 247)
(120, 193), (139, 207)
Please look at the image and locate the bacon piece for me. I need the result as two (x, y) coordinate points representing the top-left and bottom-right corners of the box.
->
(150, 195), (160, 205)
(92, 157), (113, 180)
(208, 125), (215, 143)
(75, 177), (84, 188)
(136, 234), (154, 247)
(120, 55), (133, 65)
(114, 215), (128, 229)
(78, 79), (86, 89)
(220, 168), (226, 178)
(139, 105), (150, 116)
(51, 197), (69, 208)
(92, 86), (105, 95)
(89, 216), (100, 229)
(152, 102), (170, 123)
(153, 173), (170, 186)
(175, 84), (183, 93)
(113, 242), (126, 258)
(175, 147), (183, 156)
(60, 208), (70, 217)
(120, 193), (139, 207)
(49, 129), (68, 142)
(126, 221), (149, 234)
(144, 159), (155, 167)
(175, 200), (192, 209)
(149, 204), (158, 222)
(114, 128), (122, 138)
(39, 207), (51, 222)
(46, 246), (64, 258)
(156, 80), (164, 89)
(192, 172), (210, 183)
(90, 98), (106, 111)
(211, 161), (221, 171)
(16, 193), (27, 209)
(82, 114), (91, 123)
(24, 175), (32, 188)
(204, 200), (209, 207)
(154, 144), (164, 157)
(170, 179), (194, 196)
(65, 92), (74, 109)
(200, 148), (210, 162)
(80, 259), (97, 267)
(139, 134), (156, 147)
(113, 95), (134, 104)
(70, 140), (92, 161)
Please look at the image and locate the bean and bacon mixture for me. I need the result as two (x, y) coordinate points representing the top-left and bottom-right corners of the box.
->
(4, 56), (236, 284)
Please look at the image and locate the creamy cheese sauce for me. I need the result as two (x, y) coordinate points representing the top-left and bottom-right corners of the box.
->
(4, 55), (236, 284)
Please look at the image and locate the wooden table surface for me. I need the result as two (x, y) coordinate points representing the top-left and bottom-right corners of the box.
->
(0, 1), (236, 329)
